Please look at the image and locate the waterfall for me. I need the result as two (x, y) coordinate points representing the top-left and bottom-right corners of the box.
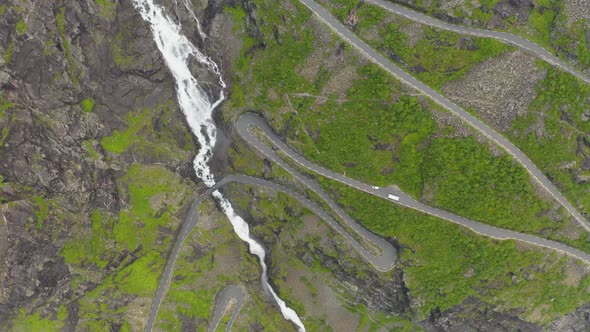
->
(131, 0), (305, 330)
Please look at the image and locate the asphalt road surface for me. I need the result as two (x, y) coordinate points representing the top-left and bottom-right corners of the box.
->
(146, 2), (590, 327)
(207, 285), (245, 332)
(296, 0), (590, 234)
(146, 112), (590, 331)
(145, 173), (397, 331)
(365, 0), (590, 85)
(236, 112), (590, 265)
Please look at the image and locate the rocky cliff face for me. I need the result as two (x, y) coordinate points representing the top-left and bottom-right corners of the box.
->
(420, 297), (541, 332)
(551, 303), (590, 331)
(1, 0), (590, 330)
(0, 0), (191, 327)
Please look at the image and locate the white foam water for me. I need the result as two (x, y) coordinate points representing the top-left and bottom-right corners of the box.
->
(132, 0), (305, 330)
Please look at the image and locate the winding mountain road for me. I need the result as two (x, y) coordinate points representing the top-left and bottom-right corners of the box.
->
(146, 2), (590, 329)
(297, 0), (590, 234)
(145, 173), (397, 331)
(363, 0), (590, 85)
(207, 285), (245, 332)
(147, 111), (590, 331)
(237, 113), (590, 265)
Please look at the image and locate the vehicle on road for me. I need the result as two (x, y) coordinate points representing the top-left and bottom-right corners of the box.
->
(388, 194), (400, 201)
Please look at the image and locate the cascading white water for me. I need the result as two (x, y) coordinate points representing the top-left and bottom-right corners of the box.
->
(132, 0), (305, 330)
(181, 0), (207, 39)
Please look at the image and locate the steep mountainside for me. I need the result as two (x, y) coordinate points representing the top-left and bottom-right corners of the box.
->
(1, 0), (590, 331)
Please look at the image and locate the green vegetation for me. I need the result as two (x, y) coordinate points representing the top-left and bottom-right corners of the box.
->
(73, 249), (164, 327)
(114, 250), (161, 296)
(299, 276), (317, 299)
(155, 202), (296, 331)
(65, 162), (194, 329)
(510, 65), (590, 215)
(527, 2), (558, 45)
(101, 109), (150, 154)
(55, 7), (79, 86)
(319, 177), (590, 322)
(32, 196), (49, 229)
(80, 98), (95, 113)
(222, 0), (590, 325)
(59, 94), (197, 326)
(224, 0), (316, 113)
(2, 41), (15, 63)
(99, 103), (192, 160)
(223, 0), (586, 245)
(349, 304), (418, 332)
(277, 62), (579, 243)
(338, 0), (585, 72)
(112, 32), (139, 68)
(573, 22), (590, 69)
(60, 210), (113, 267)
(15, 19), (26, 35)
(323, 0), (509, 89)
(422, 136), (569, 234)
(96, 0), (116, 19)
(83, 139), (100, 159)
(389, 27), (507, 89)
(114, 163), (187, 251)
(291, 64), (436, 196)
(0, 97), (13, 120)
(9, 309), (64, 332)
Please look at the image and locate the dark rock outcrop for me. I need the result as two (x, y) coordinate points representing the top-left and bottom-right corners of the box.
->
(551, 303), (590, 331)
(300, 245), (411, 316)
(493, 0), (534, 24)
(420, 297), (541, 332)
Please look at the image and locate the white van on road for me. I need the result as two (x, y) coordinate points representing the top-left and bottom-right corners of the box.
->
(387, 194), (400, 201)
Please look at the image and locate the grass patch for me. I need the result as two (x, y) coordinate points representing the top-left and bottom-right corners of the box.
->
(114, 250), (161, 296)
(99, 103), (190, 160)
(80, 98), (95, 113)
(319, 177), (590, 322)
(2, 41), (16, 64)
(60, 210), (113, 268)
(509, 65), (590, 215)
(223, 0), (316, 113)
(113, 163), (187, 251)
(15, 19), (26, 34)
(288, 64), (436, 195)
(32, 196), (49, 229)
(9, 309), (64, 332)
(96, 0), (116, 19)
(55, 7), (79, 86)
(422, 136), (567, 234)
(321, 0), (509, 89)
(112, 32), (139, 68)
(0, 96), (13, 120)
(100, 109), (150, 154)
(83, 140), (100, 159)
